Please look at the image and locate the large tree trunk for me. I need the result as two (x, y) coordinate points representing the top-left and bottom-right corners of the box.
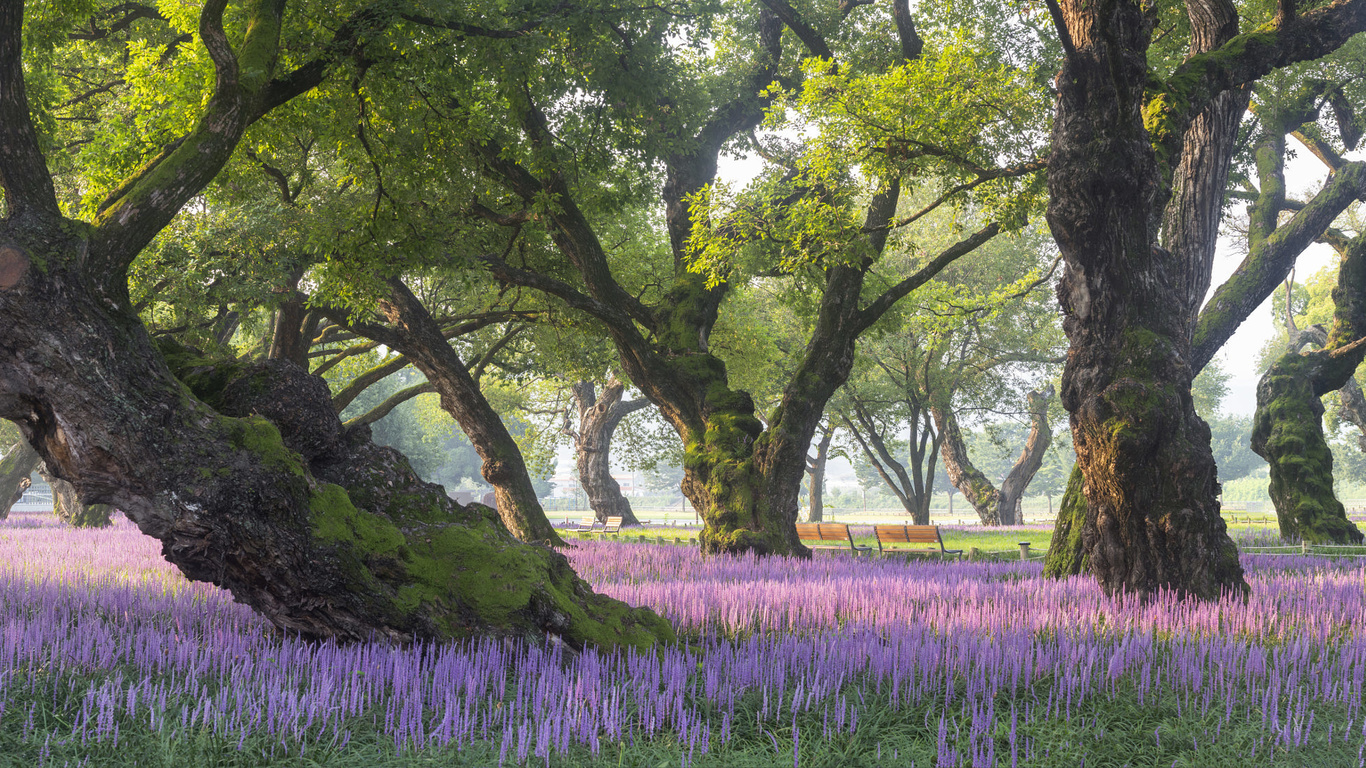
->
(1047, 0), (1245, 599)
(1251, 235), (1366, 544)
(1, 266), (667, 648)
(0, 440), (38, 519)
(570, 379), (647, 525)
(1043, 0), (1366, 576)
(341, 280), (565, 546)
(473, 7), (1009, 556)
(0, 0), (668, 650)
(804, 421), (833, 522)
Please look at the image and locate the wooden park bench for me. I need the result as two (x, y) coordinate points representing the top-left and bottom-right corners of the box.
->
(795, 523), (871, 554)
(603, 516), (623, 534)
(573, 517), (601, 532)
(873, 524), (963, 561)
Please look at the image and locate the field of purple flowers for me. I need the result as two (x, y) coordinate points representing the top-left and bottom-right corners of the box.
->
(2, 508), (1365, 766)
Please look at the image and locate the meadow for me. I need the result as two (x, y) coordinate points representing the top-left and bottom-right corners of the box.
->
(2, 508), (1365, 767)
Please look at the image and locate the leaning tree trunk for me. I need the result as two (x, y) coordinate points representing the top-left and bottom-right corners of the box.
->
(0, 440), (38, 519)
(40, 464), (113, 528)
(1047, 0), (1245, 600)
(570, 379), (647, 526)
(0, 254), (666, 649)
(804, 422), (834, 522)
(0, 0), (670, 649)
(348, 280), (565, 546)
(934, 407), (1002, 525)
(935, 387), (1054, 527)
(1250, 235), (1366, 544)
(995, 386), (1055, 526)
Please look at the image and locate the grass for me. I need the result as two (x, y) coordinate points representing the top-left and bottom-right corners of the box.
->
(3, 667), (1360, 767)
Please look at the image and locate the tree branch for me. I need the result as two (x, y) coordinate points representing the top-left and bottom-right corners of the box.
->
(857, 223), (1003, 332)
(0, 0), (62, 222)
(1192, 161), (1366, 370)
(342, 381), (436, 428)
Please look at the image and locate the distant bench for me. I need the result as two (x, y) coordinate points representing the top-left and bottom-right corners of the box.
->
(873, 524), (963, 560)
(796, 523), (871, 554)
(573, 516), (624, 534)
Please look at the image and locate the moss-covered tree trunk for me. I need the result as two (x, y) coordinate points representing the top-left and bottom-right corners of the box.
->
(0, 440), (38, 519)
(1047, 0), (1246, 599)
(0, 0), (666, 649)
(1250, 234), (1366, 544)
(474, 5), (1003, 556)
(1040, 0), (1366, 577)
(340, 280), (565, 546)
(1041, 467), (1088, 576)
(570, 379), (646, 526)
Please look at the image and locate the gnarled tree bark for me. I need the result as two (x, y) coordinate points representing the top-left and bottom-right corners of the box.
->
(1251, 234), (1366, 544)
(935, 386), (1054, 526)
(1042, 0), (1366, 593)
(0, 0), (665, 649)
(568, 380), (647, 526)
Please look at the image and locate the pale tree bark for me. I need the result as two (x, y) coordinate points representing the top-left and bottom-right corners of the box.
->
(1339, 377), (1366, 451)
(567, 379), (648, 525)
(804, 420), (834, 522)
(1042, 0), (1366, 595)
(936, 386), (1054, 526)
(0, 0), (667, 649)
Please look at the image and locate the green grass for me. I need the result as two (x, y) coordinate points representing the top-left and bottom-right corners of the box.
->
(3, 667), (1359, 767)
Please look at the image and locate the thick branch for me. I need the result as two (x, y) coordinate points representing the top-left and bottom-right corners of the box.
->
(0, 0), (61, 221)
(1192, 161), (1366, 371)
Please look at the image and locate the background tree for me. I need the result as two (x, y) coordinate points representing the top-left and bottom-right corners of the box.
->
(454, 0), (1051, 555)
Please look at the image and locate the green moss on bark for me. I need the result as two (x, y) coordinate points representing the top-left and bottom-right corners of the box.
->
(1252, 353), (1365, 544)
(1042, 466), (1088, 578)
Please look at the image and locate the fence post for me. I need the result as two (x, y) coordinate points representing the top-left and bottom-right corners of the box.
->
(1018, 542), (1031, 561)
(1301, 540), (1310, 555)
